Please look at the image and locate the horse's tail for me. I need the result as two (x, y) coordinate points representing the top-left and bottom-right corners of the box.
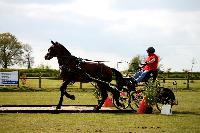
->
(111, 68), (125, 90)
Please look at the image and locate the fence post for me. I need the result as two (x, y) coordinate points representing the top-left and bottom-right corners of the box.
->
(18, 70), (20, 87)
(187, 72), (190, 89)
(39, 72), (42, 88)
(163, 77), (166, 83)
(167, 71), (170, 78)
(80, 82), (82, 89)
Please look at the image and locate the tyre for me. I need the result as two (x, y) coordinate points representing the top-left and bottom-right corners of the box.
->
(113, 88), (130, 110)
(129, 91), (144, 111)
(155, 87), (176, 112)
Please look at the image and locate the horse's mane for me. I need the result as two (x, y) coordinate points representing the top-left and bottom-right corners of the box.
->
(56, 42), (71, 56)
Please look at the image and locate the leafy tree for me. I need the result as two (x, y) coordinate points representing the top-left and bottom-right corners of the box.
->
(23, 44), (34, 69)
(37, 64), (50, 69)
(0, 32), (24, 68)
(128, 55), (145, 73)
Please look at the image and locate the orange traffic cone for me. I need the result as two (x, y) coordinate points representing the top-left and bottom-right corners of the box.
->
(137, 97), (147, 114)
(103, 97), (113, 107)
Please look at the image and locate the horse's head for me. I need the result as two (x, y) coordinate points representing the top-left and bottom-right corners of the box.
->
(45, 41), (71, 60)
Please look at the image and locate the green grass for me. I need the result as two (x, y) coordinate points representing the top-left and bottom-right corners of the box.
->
(18, 78), (95, 90)
(10, 78), (200, 93)
(0, 79), (95, 92)
(0, 112), (199, 133)
(21, 78), (200, 91)
(0, 91), (200, 133)
(159, 79), (200, 91)
(0, 91), (97, 105)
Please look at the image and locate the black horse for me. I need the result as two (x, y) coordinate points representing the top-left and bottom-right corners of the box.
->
(45, 41), (124, 110)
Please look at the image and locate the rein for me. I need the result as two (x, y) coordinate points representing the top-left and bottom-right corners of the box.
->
(58, 55), (82, 73)
(58, 55), (107, 84)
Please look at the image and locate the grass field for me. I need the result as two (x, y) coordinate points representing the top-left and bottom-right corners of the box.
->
(0, 90), (200, 133)
(160, 80), (200, 91)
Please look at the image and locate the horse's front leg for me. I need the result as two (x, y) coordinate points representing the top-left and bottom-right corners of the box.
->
(64, 91), (75, 100)
(57, 81), (75, 110)
(57, 90), (64, 110)
(56, 81), (67, 110)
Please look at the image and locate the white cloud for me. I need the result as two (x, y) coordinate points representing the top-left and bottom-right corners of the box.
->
(71, 46), (129, 70)
(23, 38), (128, 70)
(0, 0), (200, 71)
(2, 0), (200, 38)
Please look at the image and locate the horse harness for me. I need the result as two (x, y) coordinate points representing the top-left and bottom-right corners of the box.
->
(59, 56), (104, 82)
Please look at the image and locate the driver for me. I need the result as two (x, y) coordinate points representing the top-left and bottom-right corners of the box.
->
(131, 47), (159, 84)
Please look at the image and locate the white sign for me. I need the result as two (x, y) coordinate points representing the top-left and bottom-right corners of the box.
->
(0, 71), (19, 85)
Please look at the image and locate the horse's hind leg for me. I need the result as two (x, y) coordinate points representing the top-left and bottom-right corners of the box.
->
(94, 83), (108, 111)
(107, 86), (122, 107)
(57, 81), (75, 110)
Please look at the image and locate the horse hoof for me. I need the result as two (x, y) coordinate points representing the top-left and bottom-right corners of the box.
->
(70, 95), (75, 100)
(93, 106), (100, 112)
(119, 103), (125, 108)
(56, 106), (61, 110)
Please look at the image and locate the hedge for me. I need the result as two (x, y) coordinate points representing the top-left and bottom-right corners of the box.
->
(0, 68), (59, 77)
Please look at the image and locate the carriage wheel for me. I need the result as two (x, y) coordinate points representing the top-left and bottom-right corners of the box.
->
(129, 91), (144, 111)
(113, 89), (130, 110)
(155, 97), (174, 112)
(155, 88), (175, 112)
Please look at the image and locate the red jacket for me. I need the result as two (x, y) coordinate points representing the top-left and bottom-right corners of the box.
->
(144, 54), (158, 71)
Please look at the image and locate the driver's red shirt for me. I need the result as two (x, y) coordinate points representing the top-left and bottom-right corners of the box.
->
(144, 54), (158, 71)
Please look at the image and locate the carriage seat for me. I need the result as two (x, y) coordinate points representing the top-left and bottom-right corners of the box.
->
(143, 69), (158, 82)
(122, 69), (158, 90)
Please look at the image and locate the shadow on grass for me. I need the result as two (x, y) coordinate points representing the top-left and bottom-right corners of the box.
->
(173, 111), (200, 116)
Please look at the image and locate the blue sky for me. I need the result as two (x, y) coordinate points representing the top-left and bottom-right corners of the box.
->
(0, 0), (200, 71)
